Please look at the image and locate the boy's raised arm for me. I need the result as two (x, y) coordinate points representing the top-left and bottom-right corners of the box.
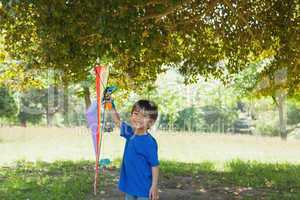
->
(104, 89), (121, 128)
(111, 106), (121, 128)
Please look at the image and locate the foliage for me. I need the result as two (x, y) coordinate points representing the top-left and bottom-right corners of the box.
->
(151, 70), (188, 128)
(252, 100), (276, 137)
(174, 106), (205, 132)
(256, 122), (280, 137)
(0, 10), (45, 91)
(17, 89), (45, 126)
(0, 86), (17, 119)
(158, 104), (238, 133)
(113, 70), (187, 127)
(17, 87), (61, 126)
(151, 87), (185, 128)
(1, 0), (299, 94)
(287, 102), (300, 126)
(0, 0), (166, 89)
(201, 105), (238, 132)
(231, 61), (268, 98)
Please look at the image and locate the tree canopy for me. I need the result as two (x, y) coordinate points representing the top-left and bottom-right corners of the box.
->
(0, 0), (299, 93)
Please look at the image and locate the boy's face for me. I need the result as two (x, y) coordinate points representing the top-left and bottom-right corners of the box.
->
(130, 108), (153, 130)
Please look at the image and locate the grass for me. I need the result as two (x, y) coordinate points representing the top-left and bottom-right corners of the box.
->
(0, 160), (98, 200)
(225, 160), (300, 190)
(1, 127), (300, 165)
(161, 159), (300, 190)
(0, 159), (299, 200)
(0, 127), (300, 199)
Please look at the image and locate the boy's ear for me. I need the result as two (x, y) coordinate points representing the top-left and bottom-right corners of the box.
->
(147, 119), (155, 129)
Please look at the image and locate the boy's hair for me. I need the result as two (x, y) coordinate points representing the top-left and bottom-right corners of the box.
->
(131, 100), (158, 122)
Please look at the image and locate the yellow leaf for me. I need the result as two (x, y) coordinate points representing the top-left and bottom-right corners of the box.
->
(142, 31), (149, 38)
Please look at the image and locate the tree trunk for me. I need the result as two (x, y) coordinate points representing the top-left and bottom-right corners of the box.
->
(45, 85), (59, 127)
(46, 109), (54, 127)
(83, 86), (91, 110)
(276, 92), (287, 140)
(63, 81), (69, 126)
(20, 120), (27, 127)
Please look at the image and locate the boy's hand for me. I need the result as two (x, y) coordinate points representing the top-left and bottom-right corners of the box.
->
(149, 185), (159, 200)
(103, 86), (117, 99)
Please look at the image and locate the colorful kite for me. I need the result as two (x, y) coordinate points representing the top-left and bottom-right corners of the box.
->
(85, 65), (110, 195)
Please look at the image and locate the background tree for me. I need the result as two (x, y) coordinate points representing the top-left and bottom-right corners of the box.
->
(174, 106), (205, 132)
(0, 86), (17, 121)
(17, 92), (43, 127)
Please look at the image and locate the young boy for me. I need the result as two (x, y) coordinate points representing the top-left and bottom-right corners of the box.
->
(110, 99), (160, 200)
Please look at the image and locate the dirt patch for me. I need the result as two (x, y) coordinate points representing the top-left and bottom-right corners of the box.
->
(87, 168), (277, 200)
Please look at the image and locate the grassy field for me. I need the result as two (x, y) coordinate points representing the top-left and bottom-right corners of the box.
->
(0, 127), (300, 166)
(0, 160), (299, 200)
(1, 127), (300, 199)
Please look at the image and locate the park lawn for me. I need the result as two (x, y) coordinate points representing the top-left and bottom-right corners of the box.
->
(0, 159), (299, 200)
(1, 127), (300, 166)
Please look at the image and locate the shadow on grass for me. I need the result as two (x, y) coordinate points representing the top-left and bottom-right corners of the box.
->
(0, 159), (299, 200)
(159, 160), (300, 200)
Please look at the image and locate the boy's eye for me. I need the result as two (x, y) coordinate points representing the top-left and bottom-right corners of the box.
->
(133, 111), (146, 119)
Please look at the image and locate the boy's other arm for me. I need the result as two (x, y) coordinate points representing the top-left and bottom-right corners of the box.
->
(149, 166), (159, 200)
(152, 166), (159, 187)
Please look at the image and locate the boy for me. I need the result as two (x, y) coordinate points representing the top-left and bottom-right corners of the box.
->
(109, 98), (160, 200)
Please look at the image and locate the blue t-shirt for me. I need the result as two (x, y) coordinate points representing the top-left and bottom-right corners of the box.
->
(118, 122), (159, 197)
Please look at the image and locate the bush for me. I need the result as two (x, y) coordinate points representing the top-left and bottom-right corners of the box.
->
(256, 121), (280, 137)
(200, 105), (238, 133)
(287, 103), (300, 125)
(169, 105), (238, 133)
(0, 87), (18, 118)
(158, 113), (173, 130)
(174, 107), (205, 132)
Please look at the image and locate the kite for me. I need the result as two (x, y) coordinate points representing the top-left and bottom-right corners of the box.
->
(85, 64), (115, 195)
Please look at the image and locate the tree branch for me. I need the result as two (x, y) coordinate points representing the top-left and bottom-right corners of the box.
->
(139, 0), (194, 22)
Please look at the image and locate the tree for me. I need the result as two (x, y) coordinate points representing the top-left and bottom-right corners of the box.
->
(18, 97), (43, 127)
(201, 105), (238, 133)
(0, 86), (17, 120)
(0, 1), (166, 89)
(287, 102), (300, 126)
(1, 1), (298, 91)
(174, 106), (205, 132)
(1, 0), (299, 135)
(0, 34), (44, 91)
(18, 87), (61, 126)
(232, 61), (288, 139)
(147, 70), (186, 129)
